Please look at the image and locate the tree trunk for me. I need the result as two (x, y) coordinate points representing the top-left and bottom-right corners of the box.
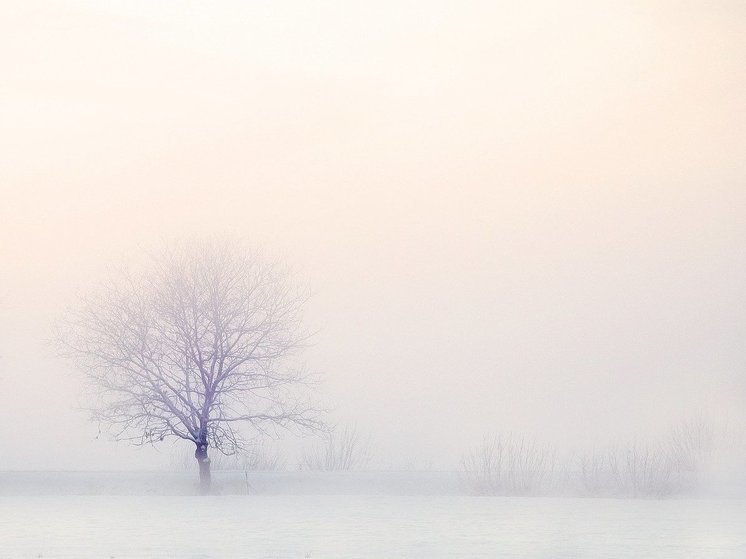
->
(195, 442), (211, 494)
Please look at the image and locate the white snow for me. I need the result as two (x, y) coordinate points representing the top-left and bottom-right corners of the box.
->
(2, 492), (745, 558)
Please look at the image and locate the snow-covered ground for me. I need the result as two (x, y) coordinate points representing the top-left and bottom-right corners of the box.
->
(0, 470), (466, 497)
(1, 473), (745, 558)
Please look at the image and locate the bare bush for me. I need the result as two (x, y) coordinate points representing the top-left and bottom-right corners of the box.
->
(236, 443), (285, 471)
(577, 450), (610, 497)
(461, 434), (557, 495)
(171, 441), (285, 471)
(609, 443), (675, 498)
(302, 423), (373, 471)
(667, 417), (715, 478)
(576, 442), (676, 498)
(215, 442), (285, 471)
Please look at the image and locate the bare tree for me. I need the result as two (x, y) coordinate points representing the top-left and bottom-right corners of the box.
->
(302, 423), (373, 471)
(58, 241), (323, 492)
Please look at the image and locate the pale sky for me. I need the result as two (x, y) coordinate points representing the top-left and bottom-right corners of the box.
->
(1, 0), (744, 470)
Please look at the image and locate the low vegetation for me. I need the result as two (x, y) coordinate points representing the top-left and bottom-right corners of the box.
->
(463, 417), (721, 498)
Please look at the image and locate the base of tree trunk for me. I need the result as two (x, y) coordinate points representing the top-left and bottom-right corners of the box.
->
(195, 443), (211, 494)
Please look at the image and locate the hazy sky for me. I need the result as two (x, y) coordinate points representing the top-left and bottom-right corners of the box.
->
(1, 0), (744, 470)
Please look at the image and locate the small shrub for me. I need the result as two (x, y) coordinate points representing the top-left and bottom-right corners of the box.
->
(462, 434), (557, 495)
(302, 423), (373, 471)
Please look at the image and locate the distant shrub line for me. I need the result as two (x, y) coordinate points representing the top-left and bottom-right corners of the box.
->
(461, 418), (718, 498)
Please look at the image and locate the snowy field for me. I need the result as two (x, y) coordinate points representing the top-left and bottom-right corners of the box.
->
(2, 473), (745, 559)
(3, 495), (745, 558)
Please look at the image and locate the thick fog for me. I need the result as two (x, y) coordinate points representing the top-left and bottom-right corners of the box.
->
(1, 0), (744, 473)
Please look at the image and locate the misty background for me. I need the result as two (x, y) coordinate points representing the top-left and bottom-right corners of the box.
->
(1, 0), (744, 472)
